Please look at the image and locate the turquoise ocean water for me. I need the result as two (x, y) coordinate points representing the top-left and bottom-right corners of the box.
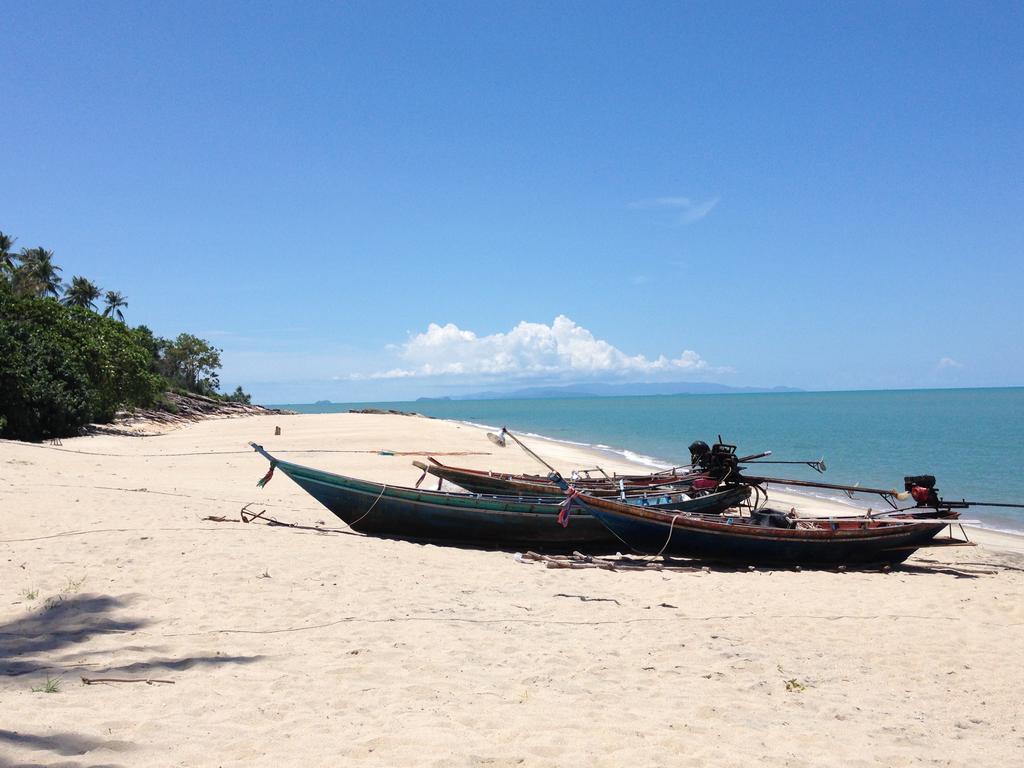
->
(281, 388), (1024, 533)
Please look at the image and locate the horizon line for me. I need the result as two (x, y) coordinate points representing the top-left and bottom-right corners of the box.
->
(266, 383), (1024, 407)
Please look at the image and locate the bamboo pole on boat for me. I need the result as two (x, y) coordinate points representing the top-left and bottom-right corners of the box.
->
(500, 427), (559, 474)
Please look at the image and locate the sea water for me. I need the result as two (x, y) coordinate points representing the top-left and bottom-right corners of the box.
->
(281, 388), (1024, 533)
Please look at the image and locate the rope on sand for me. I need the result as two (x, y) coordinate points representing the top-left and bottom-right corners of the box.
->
(0, 442), (491, 459)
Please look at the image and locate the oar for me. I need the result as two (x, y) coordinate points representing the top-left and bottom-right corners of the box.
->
(500, 426), (558, 475)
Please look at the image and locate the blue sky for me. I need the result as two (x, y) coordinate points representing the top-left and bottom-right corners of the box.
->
(2, 1), (1022, 402)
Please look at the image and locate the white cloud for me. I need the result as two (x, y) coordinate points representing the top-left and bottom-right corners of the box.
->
(353, 315), (721, 381)
(627, 195), (720, 223)
(628, 196), (694, 209)
(346, 368), (418, 381)
(937, 356), (963, 370)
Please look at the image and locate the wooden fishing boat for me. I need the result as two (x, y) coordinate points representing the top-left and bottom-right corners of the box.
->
(251, 443), (752, 550)
(412, 456), (701, 497)
(569, 491), (961, 566)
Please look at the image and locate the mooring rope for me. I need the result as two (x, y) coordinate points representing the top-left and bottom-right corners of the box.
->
(346, 484), (388, 529)
(653, 514), (683, 558)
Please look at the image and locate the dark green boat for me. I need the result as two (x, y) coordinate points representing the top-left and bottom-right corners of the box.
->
(251, 443), (752, 550)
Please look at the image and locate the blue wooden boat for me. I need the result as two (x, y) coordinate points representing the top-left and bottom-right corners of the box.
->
(570, 490), (960, 566)
(250, 443), (751, 550)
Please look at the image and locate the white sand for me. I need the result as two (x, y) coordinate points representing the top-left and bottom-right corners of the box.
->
(2, 412), (1023, 767)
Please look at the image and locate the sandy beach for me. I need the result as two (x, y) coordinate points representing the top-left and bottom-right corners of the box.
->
(3, 412), (1023, 767)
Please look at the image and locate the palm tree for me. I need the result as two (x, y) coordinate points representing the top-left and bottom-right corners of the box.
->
(102, 290), (128, 322)
(63, 276), (103, 311)
(0, 231), (16, 280)
(15, 247), (63, 298)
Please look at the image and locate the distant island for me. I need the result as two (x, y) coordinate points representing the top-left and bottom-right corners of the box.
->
(416, 382), (802, 401)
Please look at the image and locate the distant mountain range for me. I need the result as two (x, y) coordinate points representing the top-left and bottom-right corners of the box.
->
(416, 382), (802, 401)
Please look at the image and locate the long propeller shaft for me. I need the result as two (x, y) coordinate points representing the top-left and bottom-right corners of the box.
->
(745, 459), (827, 473)
(740, 474), (902, 498)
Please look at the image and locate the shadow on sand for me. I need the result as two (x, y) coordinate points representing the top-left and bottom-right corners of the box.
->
(1, 593), (264, 767)
(0, 594), (144, 677)
(0, 728), (130, 767)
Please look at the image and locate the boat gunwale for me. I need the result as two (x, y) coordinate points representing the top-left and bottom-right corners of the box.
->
(580, 493), (951, 542)
(418, 457), (699, 490)
(267, 452), (750, 516)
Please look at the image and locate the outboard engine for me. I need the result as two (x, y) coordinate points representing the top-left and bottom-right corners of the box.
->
(688, 440), (712, 470)
(904, 475), (940, 507)
(707, 440), (740, 478)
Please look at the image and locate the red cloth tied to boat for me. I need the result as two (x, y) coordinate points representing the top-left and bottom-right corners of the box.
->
(691, 476), (719, 491)
(558, 487), (581, 528)
(256, 462), (276, 488)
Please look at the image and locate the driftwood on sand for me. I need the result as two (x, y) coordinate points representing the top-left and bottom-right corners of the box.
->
(516, 551), (709, 573)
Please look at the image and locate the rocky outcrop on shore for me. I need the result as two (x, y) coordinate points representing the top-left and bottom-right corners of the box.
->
(348, 407), (433, 418)
(86, 392), (294, 435)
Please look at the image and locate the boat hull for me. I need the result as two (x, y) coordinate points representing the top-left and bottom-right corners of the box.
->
(253, 446), (750, 551)
(581, 495), (951, 566)
(283, 461), (613, 548)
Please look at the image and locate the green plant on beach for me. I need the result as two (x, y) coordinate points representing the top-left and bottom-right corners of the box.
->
(31, 676), (62, 693)
(784, 678), (806, 692)
(42, 575), (87, 610)
(20, 587), (38, 601)
(62, 575), (86, 593)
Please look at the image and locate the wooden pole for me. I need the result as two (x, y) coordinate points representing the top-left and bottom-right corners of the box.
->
(501, 427), (558, 475)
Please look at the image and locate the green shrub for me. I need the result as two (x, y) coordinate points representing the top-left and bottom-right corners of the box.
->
(222, 386), (252, 404)
(0, 293), (163, 440)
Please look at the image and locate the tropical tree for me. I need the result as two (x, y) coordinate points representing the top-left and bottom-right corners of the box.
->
(163, 333), (222, 394)
(63, 276), (103, 311)
(14, 247), (63, 298)
(223, 385), (252, 404)
(0, 232), (16, 280)
(133, 324), (169, 374)
(102, 290), (128, 322)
